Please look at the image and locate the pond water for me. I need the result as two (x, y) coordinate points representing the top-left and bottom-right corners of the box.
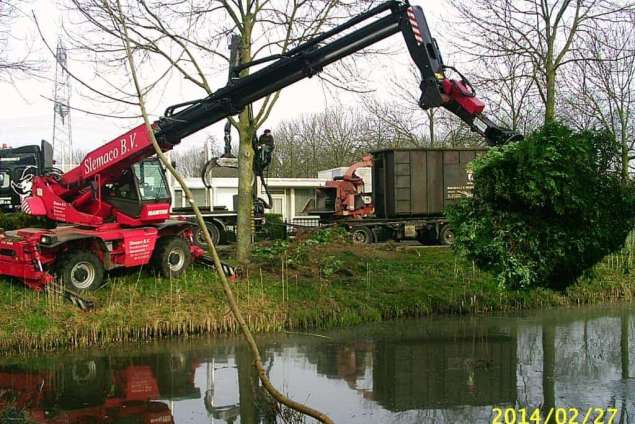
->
(2, 304), (635, 423)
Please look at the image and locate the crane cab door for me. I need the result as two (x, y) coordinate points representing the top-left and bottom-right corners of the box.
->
(103, 159), (171, 221)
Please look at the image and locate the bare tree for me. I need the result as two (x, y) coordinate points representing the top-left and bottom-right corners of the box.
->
(270, 99), (489, 178)
(363, 63), (492, 147)
(0, 0), (43, 82)
(70, 148), (88, 165)
(450, 0), (633, 123)
(171, 146), (209, 178)
(362, 99), (430, 147)
(563, 17), (635, 178)
(271, 106), (365, 177)
(469, 54), (541, 134)
(382, 64), (441, 145)
(171, 137), (222, 178)
(63, 0), (383, 264)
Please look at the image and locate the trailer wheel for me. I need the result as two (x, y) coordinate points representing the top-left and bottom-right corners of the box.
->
(350, 226), (373, 245)
(439, 225), (455, 246)
(154, 236), (192, 278)
(193, 222), (222, 249)
(59, 251), (104, 292)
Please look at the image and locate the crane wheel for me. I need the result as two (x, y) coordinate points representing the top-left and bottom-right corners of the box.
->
(350, 226), (373, 245)
(439, 224), (455, 246)
(193, 222), (222, 249)
(153, 236), (192, 278)
(71, 360), (98, 384)
(58, 251), (105, 292)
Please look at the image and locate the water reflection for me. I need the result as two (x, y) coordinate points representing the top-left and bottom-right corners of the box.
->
(1, 305), (634, 423)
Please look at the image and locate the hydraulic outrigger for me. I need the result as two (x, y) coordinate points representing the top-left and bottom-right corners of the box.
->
(0, 1), (518, 298)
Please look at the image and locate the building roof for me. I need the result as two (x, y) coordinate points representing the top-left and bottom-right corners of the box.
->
(265, 178), (325, 188)
(173, 176), (325, 190)
(206, 167), (239, 178)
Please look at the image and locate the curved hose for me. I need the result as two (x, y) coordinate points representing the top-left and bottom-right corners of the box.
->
(202, 155), (273, 210)
(257, 171), (272, 210)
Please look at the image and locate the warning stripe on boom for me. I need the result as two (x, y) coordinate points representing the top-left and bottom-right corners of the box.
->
(21, 197), (31, 214)
(407, 8), (423, 45)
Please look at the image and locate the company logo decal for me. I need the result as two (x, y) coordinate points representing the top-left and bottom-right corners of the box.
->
(11, 166), (37, 199)
(83, 133), (138, 174)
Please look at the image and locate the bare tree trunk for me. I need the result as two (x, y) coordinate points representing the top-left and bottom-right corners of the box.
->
(237, 108), (255, 264)
(236, 15), (255, 265)
(622, 133), (629, 181)
(545, 64), (557, 123)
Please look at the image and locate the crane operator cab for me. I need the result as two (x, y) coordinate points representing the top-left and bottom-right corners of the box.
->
(103, 158), (171, 223)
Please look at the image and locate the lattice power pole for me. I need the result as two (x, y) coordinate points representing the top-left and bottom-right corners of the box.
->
(51, 38), (73, 171)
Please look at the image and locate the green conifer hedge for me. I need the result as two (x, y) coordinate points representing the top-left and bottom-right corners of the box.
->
(447, 123), (635, 289)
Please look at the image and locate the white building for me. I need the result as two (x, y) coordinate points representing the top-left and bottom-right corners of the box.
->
(168, 171), (325, 225)
(167, 161), (372, 225)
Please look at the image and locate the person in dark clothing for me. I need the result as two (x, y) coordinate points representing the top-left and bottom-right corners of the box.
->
(255, 129), (274, 174)
(258, 129), (274, 149)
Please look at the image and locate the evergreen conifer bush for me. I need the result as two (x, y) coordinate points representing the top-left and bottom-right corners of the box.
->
(447, 123), (635, 290)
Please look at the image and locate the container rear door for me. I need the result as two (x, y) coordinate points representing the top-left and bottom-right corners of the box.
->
(373, 154), (387, 218)
(393, 151), (412, 215)
(410, 150), (428, 215)
(427, 151), (444, 215)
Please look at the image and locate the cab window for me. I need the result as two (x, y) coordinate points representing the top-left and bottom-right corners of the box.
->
(104, 169), (138, 200)
(133, 161), (170, 201)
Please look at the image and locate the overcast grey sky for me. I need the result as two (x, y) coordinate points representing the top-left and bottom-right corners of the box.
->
(0, 0), (450, 155)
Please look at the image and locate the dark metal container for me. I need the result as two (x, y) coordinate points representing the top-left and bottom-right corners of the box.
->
(372, 147), (486, 218)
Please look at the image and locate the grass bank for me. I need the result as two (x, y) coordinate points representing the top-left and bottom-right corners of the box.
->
(0, 231), (633, 353)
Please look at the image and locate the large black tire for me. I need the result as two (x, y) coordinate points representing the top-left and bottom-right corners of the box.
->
(60, 358), (110, 408)
(439, 224), (455, 246)
(193, 222), (222, 249)
(153, 236), (192, 278)
(58, 251), (105, 292)
(350, 226), (374, 245)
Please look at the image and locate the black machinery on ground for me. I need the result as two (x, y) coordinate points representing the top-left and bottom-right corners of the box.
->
(0, 140), (54, 212)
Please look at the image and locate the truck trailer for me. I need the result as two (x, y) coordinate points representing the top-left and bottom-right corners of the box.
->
(313, 147), (486, 245)
(171, 204), (265, 248)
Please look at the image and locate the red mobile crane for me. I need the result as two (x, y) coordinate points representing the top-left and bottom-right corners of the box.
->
(0, 1), (517, 294)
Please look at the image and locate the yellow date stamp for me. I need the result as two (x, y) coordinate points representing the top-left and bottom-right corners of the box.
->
(492, 407), (618, 424)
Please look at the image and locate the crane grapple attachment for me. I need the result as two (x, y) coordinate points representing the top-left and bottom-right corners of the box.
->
(401, 6), (445, 109)
(402, 5), (520, 145)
